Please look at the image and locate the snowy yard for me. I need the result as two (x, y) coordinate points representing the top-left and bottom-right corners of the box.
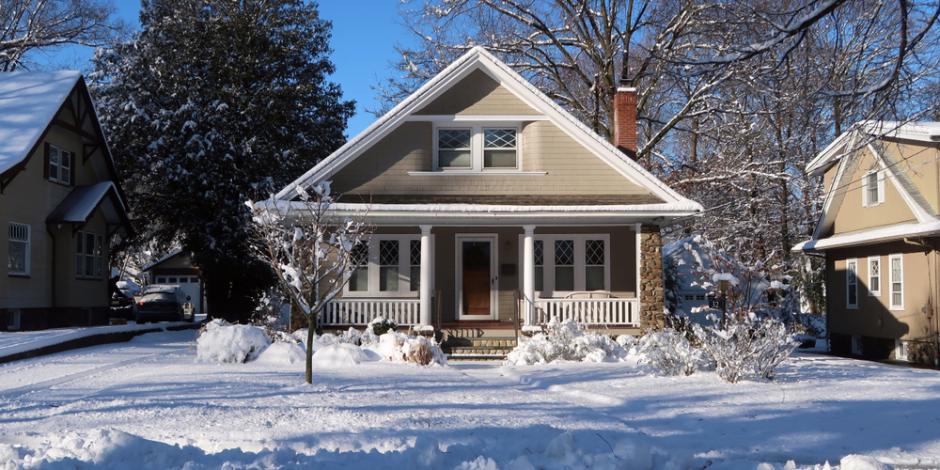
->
(1, 330), (939, 469)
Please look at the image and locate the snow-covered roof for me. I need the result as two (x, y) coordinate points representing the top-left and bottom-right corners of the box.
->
(0, 70), (82, 175)
(273, 46), (702, 216)
(47, 182), (124, 224)
(806, 120), (940, 175)
(792, 220), (940, 252)
(141, 249), (186, 272)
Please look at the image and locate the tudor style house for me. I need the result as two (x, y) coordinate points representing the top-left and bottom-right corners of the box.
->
(0, 71), (132, 331)
(794, 121), (940, 365)
(273, 47), (701, 353)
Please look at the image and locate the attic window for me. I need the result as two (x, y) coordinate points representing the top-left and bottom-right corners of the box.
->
(434, 125), (520, 171)
(437, 128), (472, 168)
(862, 170), (884, 207)
(48, 145), (73, 185)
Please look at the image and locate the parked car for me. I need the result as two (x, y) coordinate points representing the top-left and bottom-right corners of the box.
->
(134, 285), (194, 323)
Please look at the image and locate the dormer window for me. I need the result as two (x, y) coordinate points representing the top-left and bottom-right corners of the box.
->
(862, 169), (884, 207)
(434, 125), (519, 171)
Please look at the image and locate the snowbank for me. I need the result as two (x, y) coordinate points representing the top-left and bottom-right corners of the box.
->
(195, 320), (270, 363)
(312, 343), (380, 367)
(254, 341), (305, 365)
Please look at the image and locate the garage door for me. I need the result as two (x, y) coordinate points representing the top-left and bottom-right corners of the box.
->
(154, 276), (203, 313)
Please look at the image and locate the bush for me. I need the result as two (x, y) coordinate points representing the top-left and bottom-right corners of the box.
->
(368, 317), (397, 336)
(196, 319), (271, 363)
(505, 320), (627, 365)
(402, 336), (448, 366)
(636, 328), (704, 376)
(693, 316), (798, 382)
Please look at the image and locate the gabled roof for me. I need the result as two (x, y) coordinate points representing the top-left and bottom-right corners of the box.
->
(274, 46), (701, 215)
(806, 120), (940, 175)
(141, 249), (186, 272)
(47, 182), (127, 225)
(0, 71), (82, 174)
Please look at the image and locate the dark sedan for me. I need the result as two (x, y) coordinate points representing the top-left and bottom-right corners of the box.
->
(134, 285), (193, 323)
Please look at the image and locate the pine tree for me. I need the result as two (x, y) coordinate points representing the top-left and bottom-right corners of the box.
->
(92, 0), (354, 321)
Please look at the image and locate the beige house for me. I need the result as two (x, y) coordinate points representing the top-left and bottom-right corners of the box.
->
(273, 47), (701, 352)
(794, 121), (940, 365)
(0, 71), (132, 331)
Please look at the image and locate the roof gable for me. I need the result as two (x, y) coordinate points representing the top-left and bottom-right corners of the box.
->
(414, 69), (536, 116)
(275, 47), (701, 213)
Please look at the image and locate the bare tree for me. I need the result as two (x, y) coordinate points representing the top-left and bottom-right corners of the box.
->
(0, 0), (117, 71)
(250, 183), (369, 384)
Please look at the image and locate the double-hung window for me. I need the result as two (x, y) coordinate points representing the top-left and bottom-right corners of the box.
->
(7, 223), (30, 276)
(75, 231), (104, 278)
(889, 254), (904, 310)
(846, 258), (858, 309)
(868, 256), (881, 296)
(48, 145), (73, 185)
(862, 169), (884, 207)
(344, 235), (422, 296)
(519, 235), (610, 296)
(435, 125), (519, 171)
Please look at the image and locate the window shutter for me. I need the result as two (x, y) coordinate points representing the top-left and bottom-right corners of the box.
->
(43, 143), (50, 179)
(877, 171), (885, 203)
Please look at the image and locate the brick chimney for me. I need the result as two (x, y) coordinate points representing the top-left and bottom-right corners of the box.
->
(612, 80), (638, 159)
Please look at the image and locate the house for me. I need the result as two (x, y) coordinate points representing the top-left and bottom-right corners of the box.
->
(272, 47), (702, 351)
(793, 121), (940, 365)
(0, 71), (132, 331)
(141, 250), (206, 314)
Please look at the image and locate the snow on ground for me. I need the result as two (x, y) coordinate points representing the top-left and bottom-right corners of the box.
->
(0, 330), (939, 469)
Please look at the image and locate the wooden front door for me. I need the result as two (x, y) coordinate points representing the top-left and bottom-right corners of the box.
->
(458, 236), (496, 319)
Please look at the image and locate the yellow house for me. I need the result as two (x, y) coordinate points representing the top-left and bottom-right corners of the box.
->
(0, 71), (132, 331)
(271, 47), (702, 355)
(794, 121), (940, 365)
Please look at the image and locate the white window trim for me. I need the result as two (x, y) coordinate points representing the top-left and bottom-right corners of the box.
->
(867, 256), (881, 297)
(75, 231), (105, 279)
(845, 258), (858, 309)
(343, 235), (421, 298)
(7, 222), (31, 276)
(861, 169), (885, 207)
(516, 234), (611, 298)
(433, 123), (522, 172)
(48, 144), (74, 185)
(889, 253), (904, 310)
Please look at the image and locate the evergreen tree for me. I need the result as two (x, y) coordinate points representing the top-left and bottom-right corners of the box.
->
(92, 0), (354, 321)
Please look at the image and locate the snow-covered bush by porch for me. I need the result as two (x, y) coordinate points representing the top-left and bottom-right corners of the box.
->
(505, 320), (627, 365)
(693, 315), (800, 382)
(636, 328), (704, 376)
(196, 319), (271, 363)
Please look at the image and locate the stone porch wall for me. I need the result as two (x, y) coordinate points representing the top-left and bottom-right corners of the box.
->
(639, 224), (664, 329)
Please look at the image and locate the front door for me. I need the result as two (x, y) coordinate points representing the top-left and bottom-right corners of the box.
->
(457, 235), (497, 320)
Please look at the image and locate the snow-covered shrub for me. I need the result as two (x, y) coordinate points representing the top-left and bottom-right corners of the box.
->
(615, 334), (636, 350)
(368, 316), (397, 336)
(693, 315), (798, 383)
(504, 320), (627, 365)
(255, 341), (306, 365)
(338, 327), (362, 345)
(359, 326), (380, 346)
(636, 328), (704, 376)
(196, 320), (271, 363)
(312, 343), (380, 367)
(402, 336), (447, 366)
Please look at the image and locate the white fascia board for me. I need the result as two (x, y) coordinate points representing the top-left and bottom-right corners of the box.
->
(792, 220), (940, 252)
(806, 130), (852, 175)
(403, 115), (549, 122)
(867, 142), (934, 223)
(859, 120), (940, 143)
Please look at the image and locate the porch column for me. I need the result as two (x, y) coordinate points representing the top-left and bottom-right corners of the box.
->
(522, 225), (536, 326)
(419, 225), (433, 327)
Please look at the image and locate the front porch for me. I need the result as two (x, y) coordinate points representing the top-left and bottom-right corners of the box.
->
(318, 224), (652, 336)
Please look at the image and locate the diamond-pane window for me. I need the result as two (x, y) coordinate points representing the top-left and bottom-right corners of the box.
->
(437, 128), (472, 168)
(379, 240), (399, 266)
(410, 240), (421, 292)
(534, 240), (544, 266)
(483, 128), (517, 168)
(484, 128), (516, 148)
(410, 240), (421, 266)
(352, 243), (368, 266)
(554, 240), (574, 266)
(585, 240), (605, 265)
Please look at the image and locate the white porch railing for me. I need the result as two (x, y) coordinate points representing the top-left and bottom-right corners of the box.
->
(321, 298), (421, 326)
(530, 298), (640, 326)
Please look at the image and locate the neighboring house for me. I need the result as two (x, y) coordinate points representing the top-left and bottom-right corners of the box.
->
(0, 71), (132, 331)
(271, 47), (701, 349)
(141, 250), (206, 314)
(793, 121), (940, 365)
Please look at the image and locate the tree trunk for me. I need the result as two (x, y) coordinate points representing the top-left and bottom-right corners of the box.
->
(305, 320), (315, 384)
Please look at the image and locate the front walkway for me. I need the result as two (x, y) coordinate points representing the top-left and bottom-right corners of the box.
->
(1, 330), (939, 468)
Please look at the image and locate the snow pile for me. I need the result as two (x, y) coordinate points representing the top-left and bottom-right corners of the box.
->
(313, 343), (380, 367)
(196, 319), (270, 363)
(505, 320), (626, 365)
(366, 331), (447, 366)
(254, 341), (305, 365)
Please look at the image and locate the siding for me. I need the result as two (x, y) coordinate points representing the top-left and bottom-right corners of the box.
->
(881, 140), (940, 215)
(831, 146), (916, 234)
(414, 69), (536, 116)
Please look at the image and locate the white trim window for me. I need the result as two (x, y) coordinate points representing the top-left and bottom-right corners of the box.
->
(518, 234), (611, 296)
(344, 235), (421, 297)
(861, 169), (885, 207)
(846, 258), (858, 309)
(7, 222), (30, 276)
(889, 254), (904, 310)
(75, 231), (104, 278)
(434, 124), (520, 171)
(867, 256), (881, 296)
(48, 145), (73, 185)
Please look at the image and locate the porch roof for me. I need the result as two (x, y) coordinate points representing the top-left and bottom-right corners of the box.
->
(262, 200), (702, 225)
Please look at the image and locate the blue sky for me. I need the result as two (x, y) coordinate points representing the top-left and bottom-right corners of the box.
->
(34, 0), (413, 136)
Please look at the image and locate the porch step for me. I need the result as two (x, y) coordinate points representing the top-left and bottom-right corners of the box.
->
(443, 336), (517, 360)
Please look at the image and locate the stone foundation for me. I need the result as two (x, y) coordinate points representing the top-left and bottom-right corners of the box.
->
(639, 225), (664, 329)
